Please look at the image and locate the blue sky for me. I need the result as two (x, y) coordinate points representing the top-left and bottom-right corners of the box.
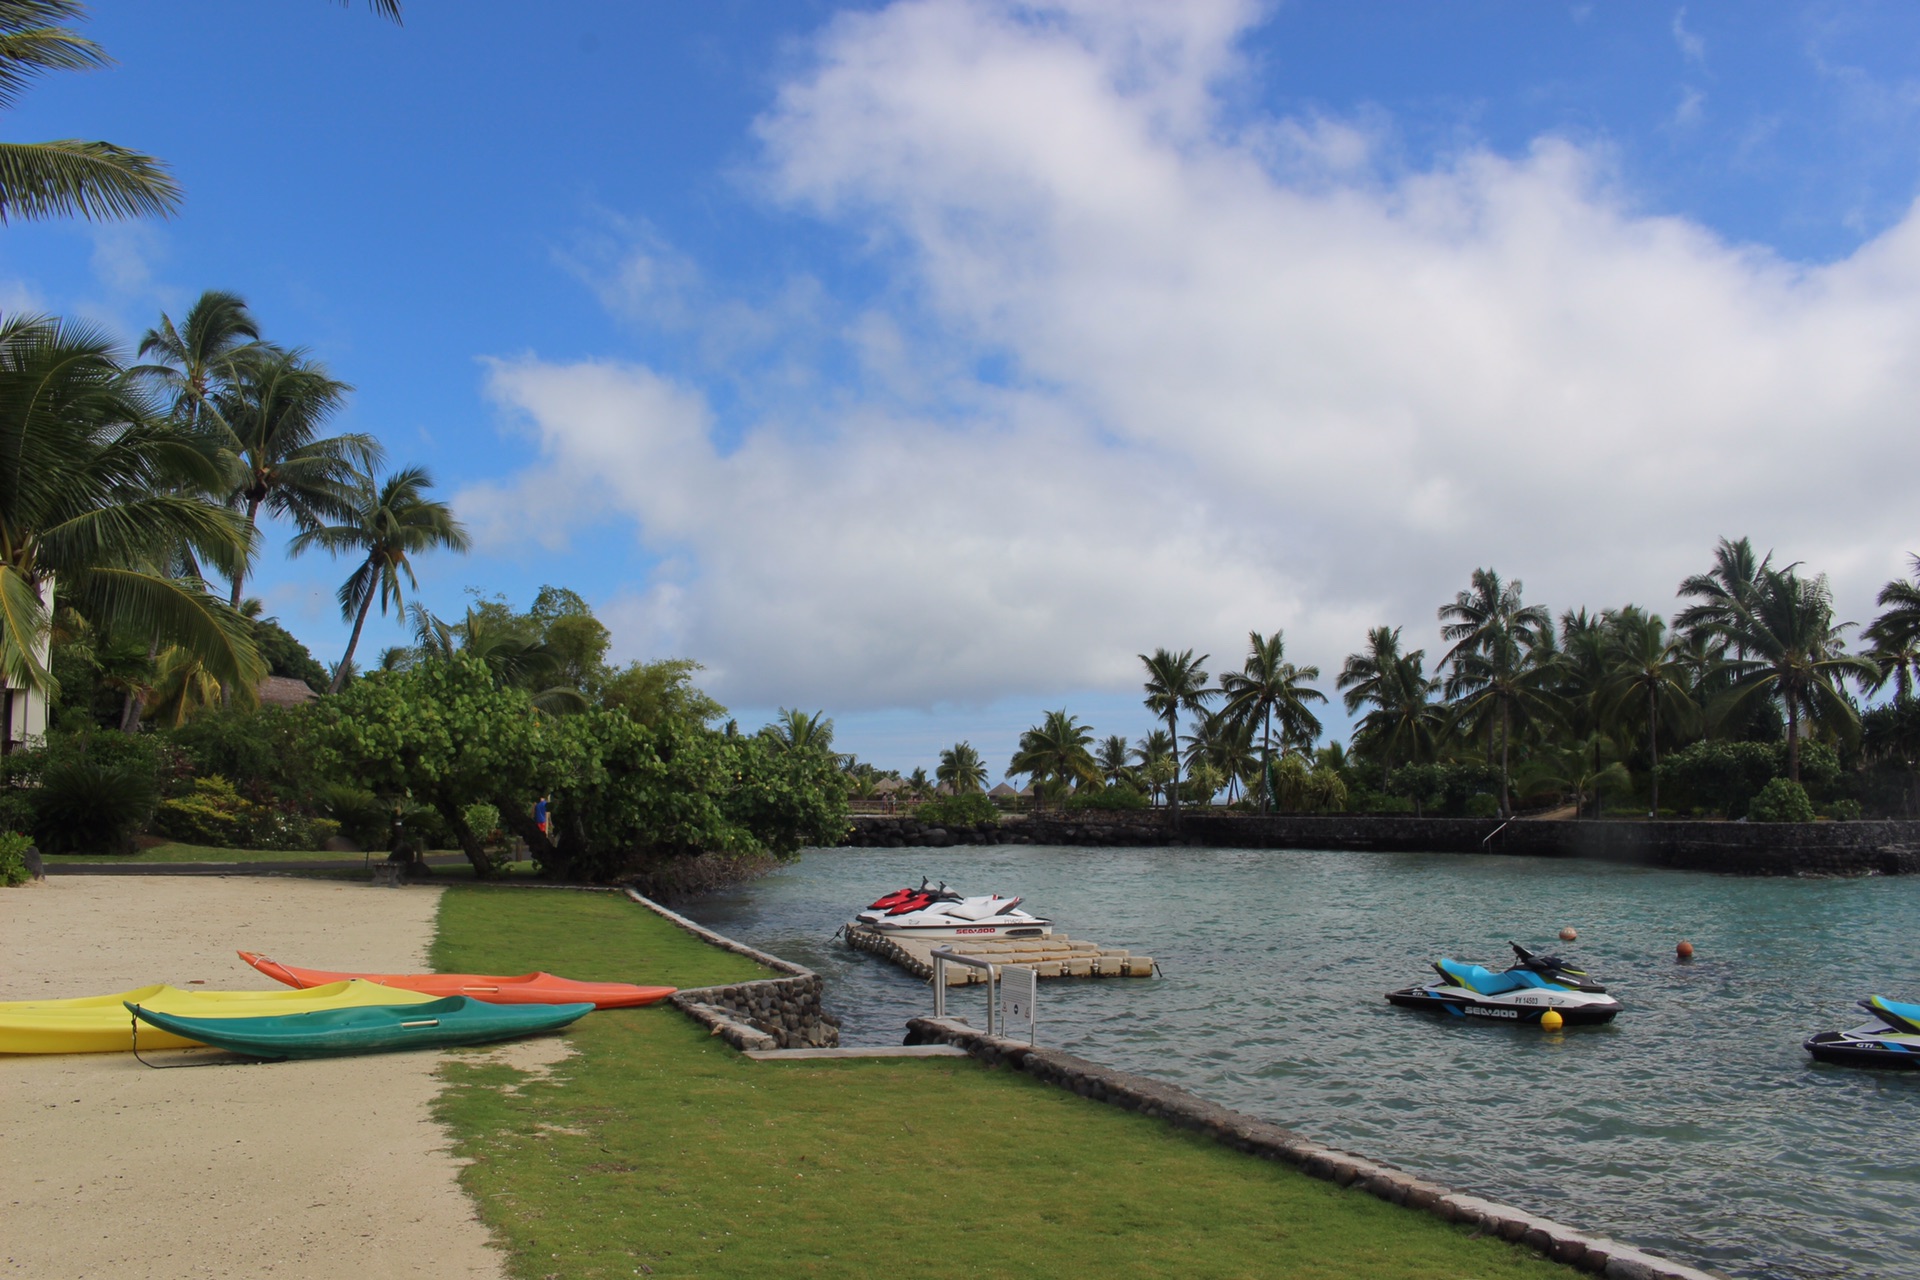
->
(10, 1), (1920, 775)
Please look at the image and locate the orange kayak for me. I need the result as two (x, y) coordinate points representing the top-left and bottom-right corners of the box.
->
(237, 952), (676, 1010)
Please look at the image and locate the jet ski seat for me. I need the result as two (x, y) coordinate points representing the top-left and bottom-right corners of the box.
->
(1865, 996), (1920, 1034)
(1435, 959), (1552, 997)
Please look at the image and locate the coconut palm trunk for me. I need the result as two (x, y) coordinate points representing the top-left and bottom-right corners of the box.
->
(1647, 688), (1660, 815)
(332, 573), (378, 693)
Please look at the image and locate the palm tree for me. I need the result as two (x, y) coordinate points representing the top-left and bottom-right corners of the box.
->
(1676, 536), (1772, 649)
(0, 1), (181, 224)
(936, 741), (987, 794)
(764, 707), (835, 753)
(1130, 729), (1175, 806)
(287, 466), (469, 693)
(0, 315), (263, 702)
(1006, 709), (1100, 806)
(1439, 568), (1552, 673)
(1439, 568), (1554, 812)
(1338, 626), (1440, 788)
(1219, 630), (1325, 812)
(214, 348), (382, 605)
(136, 290), (261, 432)
(1140, 647), (1216, 827)
(1095, 733), (1133, 787)
(1865, 555), (1920, 703)
(1186, 712), (1260, 803)
(408, 603), (587, 715)
(1601, 608), (1697, 815)
(1716, 568), (1878, 783)
(1519, 734), (1631, 820)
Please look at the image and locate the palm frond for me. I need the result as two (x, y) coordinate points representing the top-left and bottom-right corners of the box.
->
(0, 139), (180, 223)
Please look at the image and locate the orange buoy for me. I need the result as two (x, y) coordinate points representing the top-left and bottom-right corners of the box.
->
(1559, 927), (1578, 942)
(1676, 940), (1694, 961)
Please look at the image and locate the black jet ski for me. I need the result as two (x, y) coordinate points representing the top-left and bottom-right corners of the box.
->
(1804, 996), (1920, 1069)
(1386, 941), (1622, 1025)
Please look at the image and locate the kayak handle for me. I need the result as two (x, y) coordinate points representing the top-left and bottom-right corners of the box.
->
(400, 1019), (441, 1028)
(461, 986), (500, 993)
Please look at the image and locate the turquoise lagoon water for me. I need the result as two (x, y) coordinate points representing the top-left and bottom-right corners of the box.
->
(685, 844), (1920, 1280)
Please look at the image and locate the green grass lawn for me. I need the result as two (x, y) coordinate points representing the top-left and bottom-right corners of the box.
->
(431, 886), (1574, 1280)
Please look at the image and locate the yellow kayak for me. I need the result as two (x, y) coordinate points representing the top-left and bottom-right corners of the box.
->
(0, 979), (437, 1054)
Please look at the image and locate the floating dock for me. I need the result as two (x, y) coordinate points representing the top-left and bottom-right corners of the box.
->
(845, 926), (1154, 983)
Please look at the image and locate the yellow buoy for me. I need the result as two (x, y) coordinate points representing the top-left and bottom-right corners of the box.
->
(1540, 1008), (1564, 1031)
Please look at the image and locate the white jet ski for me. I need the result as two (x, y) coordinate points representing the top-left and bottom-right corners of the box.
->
(853, 880), (1053, 939)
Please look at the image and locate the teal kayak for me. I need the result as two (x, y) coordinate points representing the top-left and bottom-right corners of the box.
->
(125, 995), (593, 1060)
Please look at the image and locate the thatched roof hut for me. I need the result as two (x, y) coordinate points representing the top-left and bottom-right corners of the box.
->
(257, 676), (319, 708)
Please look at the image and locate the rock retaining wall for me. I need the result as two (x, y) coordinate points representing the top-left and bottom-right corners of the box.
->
(905, 1015), (1725, 1280)
(840, 812), (1920, 876)
(623, 889), (840, 1051)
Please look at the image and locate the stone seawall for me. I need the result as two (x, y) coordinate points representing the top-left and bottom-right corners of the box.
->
(623, 890), (841, 1050)
(840, 812), (1920, 876)
(904, 1015), (1723, 1280)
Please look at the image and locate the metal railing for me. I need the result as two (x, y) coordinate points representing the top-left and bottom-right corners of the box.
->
(929, 947), (1037, 1043)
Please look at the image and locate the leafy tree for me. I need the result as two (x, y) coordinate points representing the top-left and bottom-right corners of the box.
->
(763, 708), (835, 754)
(288, 466), (469, 692)
(1676, 536), (1772, 649)
(310, 655), (550, 875)
(601, 657), (725, 727)
(0, 315), (263, 701)
(1129, 729), (1174, 806)
(1438, 568), (1555, 814)
(0, 0), (180, 224)
(136, 289), (261, 439)
(1339, 625), (1440, 788)
(1517, 733), (1631, 818)
(1715, 569), (1876, 783)
(936, 741), (987, 794)
(1865, 555), (1920, 703)
(1748, 777), (1814, 823)
(213, 347), (381, 605)
(1094, 733), (1133, 787)
(249, 611), (327, 691)
(1602, 607), (1697, 815)
(1219, 629), (1325, 811)
(1006, 708), (1099, 804)
(1139, 647), (1216, 826)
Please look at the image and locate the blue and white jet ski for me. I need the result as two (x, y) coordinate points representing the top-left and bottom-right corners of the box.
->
(1804, 996), (1920, 1069)
(1386, 941), (1621, 1026)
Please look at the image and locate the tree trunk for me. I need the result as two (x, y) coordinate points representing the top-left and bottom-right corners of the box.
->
(500, 804), (558, 869)
(1647, 688), (1660, 817)
(330, 567), (377, 693)
(1260, 705), (1273, 814)
(230, 498), (262, 608)
(1499, 702), (1511, 818)
(435, 796), (493, 878)
(1166, 710), (1182, 830)
(1786, 695), (1800, 783)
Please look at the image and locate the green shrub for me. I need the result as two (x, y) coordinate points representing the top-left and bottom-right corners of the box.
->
(33, 756), (158, 854)
(318, 783), (389, 850)
(1825, 798), (1862, 822)
(152, 776), (338, 851)
(463, 802), (502, 842)
(1066, 785), (1148, 811)
(1748, 777), (1815, 823)
(0, 831), (31, 886)
(915, 793), (999, 826)
(1463, 793), (1500, 819)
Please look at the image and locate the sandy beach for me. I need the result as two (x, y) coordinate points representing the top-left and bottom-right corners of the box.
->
(0, 877), (505, 1280)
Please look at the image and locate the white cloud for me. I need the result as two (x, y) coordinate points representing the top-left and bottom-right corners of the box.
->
(1671, 7), (1706, 64)
(478, 0), (1920, 715)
